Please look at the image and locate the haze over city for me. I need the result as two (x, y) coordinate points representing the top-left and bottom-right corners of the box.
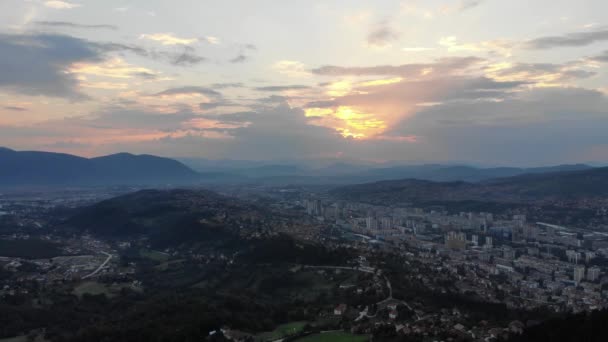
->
(1, 0), (607, 165)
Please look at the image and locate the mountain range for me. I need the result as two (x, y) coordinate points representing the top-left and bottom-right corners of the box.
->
(331, 166), (608, 205)
(178, 159), (594, 185)
(0, 147), (603, 187)
(0, 147), (199, 186)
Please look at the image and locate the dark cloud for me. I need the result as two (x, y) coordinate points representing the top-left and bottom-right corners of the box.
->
(230, 54), (248, 63)
(304, 100), (337, 108)
(94, 42), (149, 57)
(0, 33), (103, 99)
(3, 106), (27, 111)
(210, 82), (245, 89)
(312, 57), (483, 76)
(96, 42), (206, 66)
(590, 50), (608, 63)
(487, 62), (596, 83)
(85, 107), (199, 131)
(199, 111), (257, 123)
(171, 50), (207, 66)
(155, 86), (222, 98)
(228, 43), (257, 63)
(524, 29), (608, 49)
(5, 86), (608, 164)
(34, 21), (118, 30)
(385, 87), (608, 165)
(459, 0), (485, 11)
(199, 101), (242, 110)
(255, 85), (311, 91)
(367, 21), (400, 48)
(326, 76), (525, 118)
(134, 72), (158, 80)
(256, 95), (288, 104)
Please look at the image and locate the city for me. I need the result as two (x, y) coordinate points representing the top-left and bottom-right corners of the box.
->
(2, 0), (608, 341)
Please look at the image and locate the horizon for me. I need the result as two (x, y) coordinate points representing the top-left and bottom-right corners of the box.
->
(1, 0), (608, 165)
(2, 145), (606, 169)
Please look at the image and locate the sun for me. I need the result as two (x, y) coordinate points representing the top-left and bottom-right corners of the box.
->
(305, 106), (388, 139)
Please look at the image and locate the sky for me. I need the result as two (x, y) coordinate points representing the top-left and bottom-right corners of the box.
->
(1, 0), (607, 166)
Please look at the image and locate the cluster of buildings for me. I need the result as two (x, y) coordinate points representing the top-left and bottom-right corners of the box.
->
(295, 196), (608, 314)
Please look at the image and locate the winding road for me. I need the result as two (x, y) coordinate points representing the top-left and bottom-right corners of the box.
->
(82, 252), (113, 279)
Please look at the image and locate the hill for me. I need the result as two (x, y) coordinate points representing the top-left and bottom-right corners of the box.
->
(66, 189), (256, 247)
(331, 167), (608, 205)
(0, 148), (200, 186)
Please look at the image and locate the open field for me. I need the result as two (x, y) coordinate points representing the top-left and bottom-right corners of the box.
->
(139, 249), (170, 262)
(294, 332), (369, 342)
(256, 321), (308, 341)
(73, 281), (111, 298)
(73, 281), (138, 298)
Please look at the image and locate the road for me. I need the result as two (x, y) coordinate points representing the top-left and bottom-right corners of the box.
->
(305, 264), (418, 320)
(82, 252), (112, 279)
(303, 265), (376, 274)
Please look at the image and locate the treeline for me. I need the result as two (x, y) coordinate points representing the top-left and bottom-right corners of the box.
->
(510, 309), (608, 342)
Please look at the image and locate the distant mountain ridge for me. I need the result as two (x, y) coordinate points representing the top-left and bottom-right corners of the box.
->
(331, 166), (608, 205)
(179, 158), (592, 184)
(348, 164), (593, 183)
(0, 147), (200, 186)
(0, 147), (599, 187)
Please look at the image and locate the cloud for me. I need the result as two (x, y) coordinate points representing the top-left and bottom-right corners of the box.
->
(402, 47), (434, 52)
(44, 1), (80, 9)
(367, 21), (400, 48)
(458, 0), (485, 11)
(524, 29), (608, 49)
(204, 36), (220, 45)
(95, 42), (149, 57)
(304, 100), (338, 109)
(3, 106), (27, 112)
(255, 85), (311, 92)
(256, 95), (289, 104)
(230, 54), (248, 63)
(84, 107), (200, 131)
(34, 21), (117, 30)
(0, 33), (103, 99)
(590, 50), (608, 63)
(311, 56), (484, 77)
(273, 60), (311, 78)
(154, 86), (222, 98)
(199, 101), (242, 110)
(485, 61), (596, 86)
(438, 37), (514, 56)
(68, 57), (157, 79)
(4, 85), (608, 164)
(383, 87), (608, 164)
(210, 82), (244, 89)
(171, 48), (207, 66)
(140, 33), (198, 45)
(96, 42), (206, 66)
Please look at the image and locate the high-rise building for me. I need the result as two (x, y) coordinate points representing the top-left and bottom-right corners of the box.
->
(566, 250), (581, 264)
(485, 236), (493, 249)
(446, 231), (467, 250)
(471, 234), (479, 246)
(334, 202), (344, 220)
(380, 217), (392, 230)
(366, 217), (378, 230)
(587, 266), (601, 282)
(573, 266), (585, 284)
